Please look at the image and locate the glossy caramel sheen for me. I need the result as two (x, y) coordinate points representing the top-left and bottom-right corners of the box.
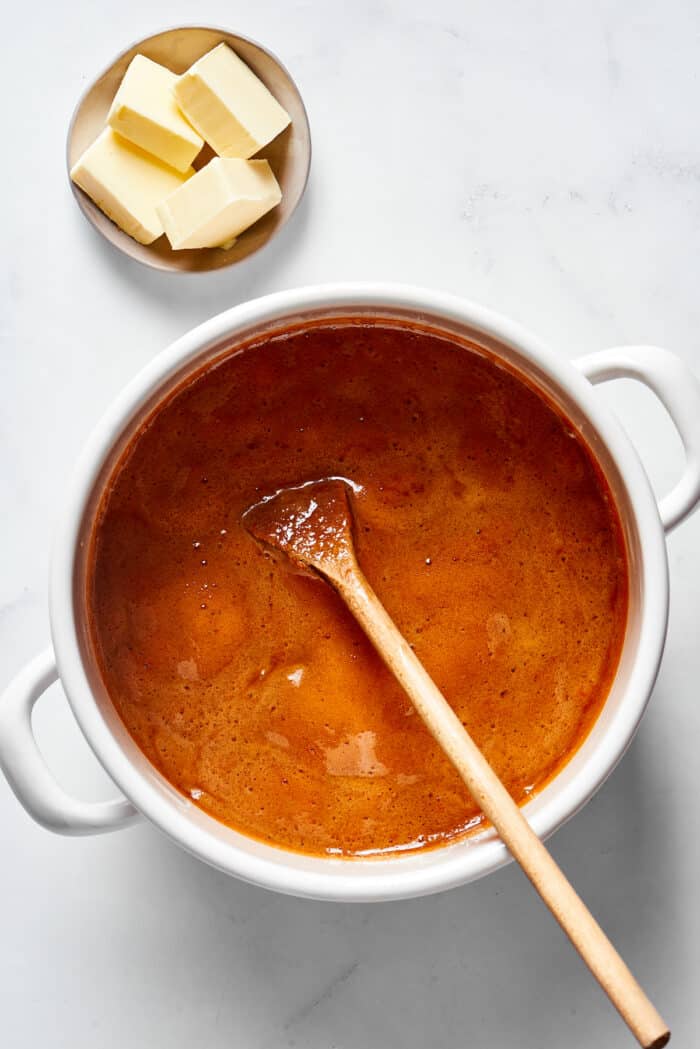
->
(88, 321), (628, 857)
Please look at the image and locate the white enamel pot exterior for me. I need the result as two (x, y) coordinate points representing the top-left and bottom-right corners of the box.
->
(2, 284), (700, 901)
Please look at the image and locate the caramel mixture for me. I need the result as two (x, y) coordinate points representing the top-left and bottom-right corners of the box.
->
(88, 321), (627, 856)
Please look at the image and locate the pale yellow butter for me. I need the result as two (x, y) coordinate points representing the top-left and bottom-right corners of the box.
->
(70, 128), (194, 244)
(174, 43), (291, 158)
(107, 54), (203, 172)
(157, 158), (282, 249)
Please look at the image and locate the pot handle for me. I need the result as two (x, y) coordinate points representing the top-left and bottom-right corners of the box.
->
(0, 648), (140, 835)
(575, 345), (700, 533)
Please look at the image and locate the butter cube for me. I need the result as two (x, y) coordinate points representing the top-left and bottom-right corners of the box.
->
(157, 158), (282, 249)
(70, 128), (194, 244)
(108, 54), (203, 172)
(174, 43), (291, 159)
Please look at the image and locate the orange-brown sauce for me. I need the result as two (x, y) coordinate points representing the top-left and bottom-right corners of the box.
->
(88, 321), (628, 856)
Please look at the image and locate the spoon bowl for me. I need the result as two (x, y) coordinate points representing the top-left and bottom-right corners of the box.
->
(243, 477), (361, 582)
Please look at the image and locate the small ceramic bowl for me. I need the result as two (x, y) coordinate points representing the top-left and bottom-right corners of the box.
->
(66, 25), (312, 273)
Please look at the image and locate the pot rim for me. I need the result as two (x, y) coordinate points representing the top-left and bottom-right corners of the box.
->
(48, 283), (669, 901)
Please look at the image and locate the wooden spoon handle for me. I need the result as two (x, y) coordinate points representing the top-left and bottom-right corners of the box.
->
(337, 568), (670, 1049)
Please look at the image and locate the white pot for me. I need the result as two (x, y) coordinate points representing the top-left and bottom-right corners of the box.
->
(2, 284), (699, 902)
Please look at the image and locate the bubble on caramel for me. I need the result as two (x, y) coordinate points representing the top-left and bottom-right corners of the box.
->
(486, 612), (512, 655)
(177, 659), (200, 681)
(265, 730), (290, 750)
(322, 730), (388, 778)
(286, 667), (305, 688)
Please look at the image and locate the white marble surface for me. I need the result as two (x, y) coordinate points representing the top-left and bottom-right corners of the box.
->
(3, 1), (700, 1045)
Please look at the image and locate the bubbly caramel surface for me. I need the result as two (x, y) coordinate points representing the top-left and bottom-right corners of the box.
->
(88, 321), (628, 856)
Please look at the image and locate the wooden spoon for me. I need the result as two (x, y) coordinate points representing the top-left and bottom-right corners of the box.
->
(244, 477), (670, 1049)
